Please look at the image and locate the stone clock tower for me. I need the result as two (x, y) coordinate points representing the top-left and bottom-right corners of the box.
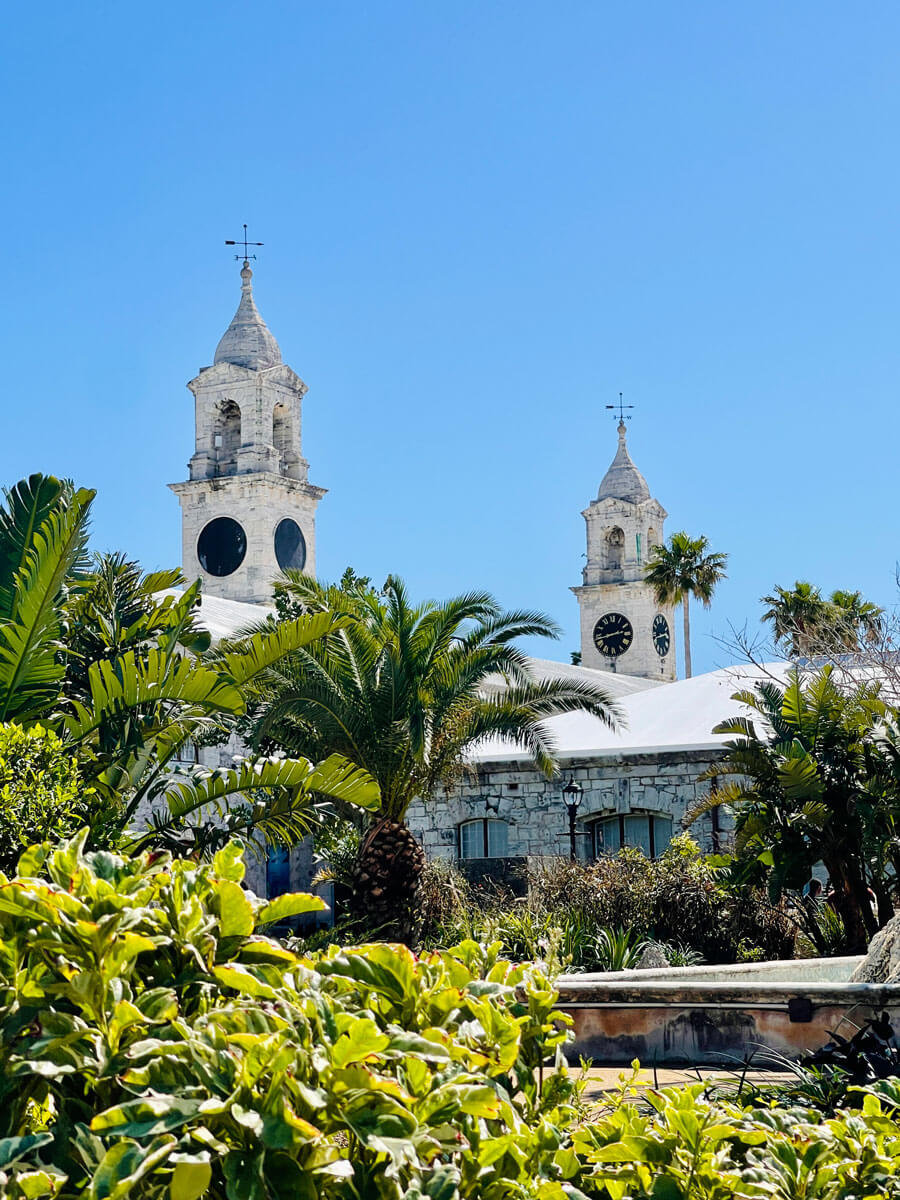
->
(170, 260), (326, 604)
(571, 422), (675, 680)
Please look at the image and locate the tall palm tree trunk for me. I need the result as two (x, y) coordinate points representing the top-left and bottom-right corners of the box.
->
(682, 596), (692, 679)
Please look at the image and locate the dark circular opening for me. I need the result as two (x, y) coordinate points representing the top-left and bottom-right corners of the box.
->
(197, 517), (247, 577)
(274, 518), (307, 571)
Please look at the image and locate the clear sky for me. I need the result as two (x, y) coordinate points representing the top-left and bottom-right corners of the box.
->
(2, 2), (898, 674)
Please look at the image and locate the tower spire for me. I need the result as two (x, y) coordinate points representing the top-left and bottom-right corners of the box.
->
(213, 256), (282, 370)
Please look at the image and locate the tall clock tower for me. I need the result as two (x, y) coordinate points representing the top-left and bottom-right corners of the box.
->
(170, 259), (326, 604)
(571, 421), (675, 680)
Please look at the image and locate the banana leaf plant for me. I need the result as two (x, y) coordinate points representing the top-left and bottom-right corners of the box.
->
(0, 474), (380, 853)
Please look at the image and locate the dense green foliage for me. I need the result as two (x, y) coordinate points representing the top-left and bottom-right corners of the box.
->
(761, 580), (884, 658)
(575, 1074), (900, 1198)
(0, 474), (381, 855)
(644, 531), (728, 678)
(0, 834), (577, 1199)
(4, 836), (900, 1199)
(254, 572), (620, 821)
(247, 571), (620, 937)
(415, 837), (794, 967)
(0, 725), (89, 875)
(699, 666), (900, 953)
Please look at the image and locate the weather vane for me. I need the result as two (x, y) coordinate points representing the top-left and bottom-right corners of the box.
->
(225, 224), (264, 262)
(606, 393), (634, 423)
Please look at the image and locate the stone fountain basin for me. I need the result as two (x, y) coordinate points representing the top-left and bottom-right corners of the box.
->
(555, 957), (900, 1067)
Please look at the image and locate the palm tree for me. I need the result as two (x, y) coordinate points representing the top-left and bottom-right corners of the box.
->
(692, 667), (886, 953)
(644, 532), (728, 678)
(0, 474), (380, 854)
(760, 581), (828, 658)
(248, 572), (622, 940)
(761, 582), (884, 658)
(828, 589), (884, 651)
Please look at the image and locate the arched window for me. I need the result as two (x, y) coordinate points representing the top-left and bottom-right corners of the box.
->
(273, 402), (290, 462)
(459, 818), (509, 860)
(591, 813), (672, 859)
(647, 527), (659, 554)
(604, 527), (625, 574)
(214, 400), (241, 475)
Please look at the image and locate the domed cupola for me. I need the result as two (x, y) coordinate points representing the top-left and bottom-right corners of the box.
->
(214, 262), (282, 370)
(597, 421), (650, 503)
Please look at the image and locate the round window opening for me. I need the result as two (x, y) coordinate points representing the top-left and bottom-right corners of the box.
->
(197, 517), (247, 577)
(274, 518), (307, 571)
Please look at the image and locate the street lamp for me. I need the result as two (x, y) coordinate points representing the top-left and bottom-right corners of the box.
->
(562, 776), (583, 861)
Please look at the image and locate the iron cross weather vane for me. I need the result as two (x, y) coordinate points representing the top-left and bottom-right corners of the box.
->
(225, 224), (263, 261)
(606, 393), (634, 423)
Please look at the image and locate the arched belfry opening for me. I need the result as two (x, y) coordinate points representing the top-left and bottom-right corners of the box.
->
(213, 399), (241, 476)
(273, 402), (290, 467)
(604, 527), (625, 576)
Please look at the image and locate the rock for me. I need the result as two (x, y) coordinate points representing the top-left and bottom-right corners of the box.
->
(850, 914), (900, 982)
(636, 942), (670, 971)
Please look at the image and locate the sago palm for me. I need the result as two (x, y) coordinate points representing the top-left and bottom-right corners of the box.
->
(0, 474), (380, 854)
(248, 572), (622, 940)
(644, 532), (728, 678)
(692, 666), (885, 953)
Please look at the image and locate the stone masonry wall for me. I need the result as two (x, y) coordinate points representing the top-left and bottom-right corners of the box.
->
(406, 748), (728, 862)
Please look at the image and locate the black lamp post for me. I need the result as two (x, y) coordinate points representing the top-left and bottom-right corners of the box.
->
(562, 776), (584, 860)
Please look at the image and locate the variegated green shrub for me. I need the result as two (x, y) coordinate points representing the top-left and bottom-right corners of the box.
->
(0, 833), (579, 1200)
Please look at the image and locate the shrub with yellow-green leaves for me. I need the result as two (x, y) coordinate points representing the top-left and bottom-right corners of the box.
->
(7, 834), (900, 1200)
(0, 834), (578, 1199)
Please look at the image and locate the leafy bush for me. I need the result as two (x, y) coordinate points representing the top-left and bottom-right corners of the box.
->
(5, 834), (900, 1198)
(575, 1072), (900, 1198)
(530, 835), (796, 964)
(0, 725), (95, 874)
(0, 833), (578, 1199)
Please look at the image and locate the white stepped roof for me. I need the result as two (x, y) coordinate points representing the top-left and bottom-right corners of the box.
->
(160, 590), (274, 641)
(173, 589), (782, 760)
(471, 661), (791, 761)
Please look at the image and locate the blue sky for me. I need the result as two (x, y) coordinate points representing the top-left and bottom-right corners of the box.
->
(2, 2), (898, 674)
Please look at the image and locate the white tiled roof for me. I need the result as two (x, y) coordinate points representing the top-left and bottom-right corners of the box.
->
(171, 589), (784, 760)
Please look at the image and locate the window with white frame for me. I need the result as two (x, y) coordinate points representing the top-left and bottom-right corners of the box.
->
(459, 818), (509, 860)
(591, 813), (673, 859)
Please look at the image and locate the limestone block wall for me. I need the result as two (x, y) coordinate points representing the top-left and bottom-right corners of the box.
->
(170, 474), (324, 603)
(406, 748), (728, 863)
(572, 580), (676, 679)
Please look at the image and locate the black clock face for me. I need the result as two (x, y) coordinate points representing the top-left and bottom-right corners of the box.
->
(593, 612), (633, 658)
(652, 614), (670, 657)
(274, 518), (307, 571)
(197, 517), (247, 577)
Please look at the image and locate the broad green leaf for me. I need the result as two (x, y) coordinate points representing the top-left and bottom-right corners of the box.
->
(88, 1136), (176, 1200)
(257, 892), (326, 925)
(0, 1135), (53, 1170)
(331, 1016), (390, 1068)
(212, 964), (278, 999)
(91, 1096), (211, 1137)
(170, 1158), (212, 1200)
(217, 880), (254, 937)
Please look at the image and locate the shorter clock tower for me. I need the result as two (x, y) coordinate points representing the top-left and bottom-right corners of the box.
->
(571, 421), (676, 680)
(170, 259), (326, 604)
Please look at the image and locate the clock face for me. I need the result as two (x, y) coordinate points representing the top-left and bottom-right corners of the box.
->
(652, 613), (671, 657)
(593, 612), (634, 658)
(197, 517), (247, 577)
(274, 518), (306, 571)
